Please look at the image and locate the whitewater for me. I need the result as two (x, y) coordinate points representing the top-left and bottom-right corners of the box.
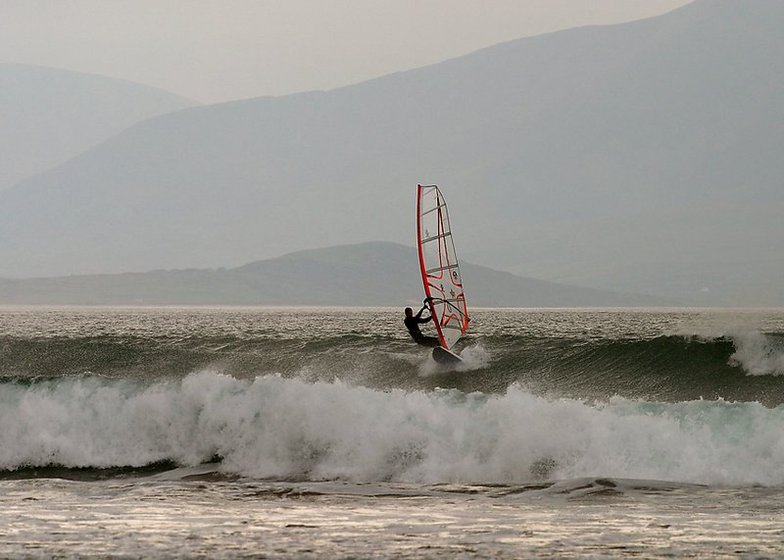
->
(2, 306), (784, 558)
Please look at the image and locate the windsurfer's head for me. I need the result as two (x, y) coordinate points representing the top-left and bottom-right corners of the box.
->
(404, 307), (413, 317)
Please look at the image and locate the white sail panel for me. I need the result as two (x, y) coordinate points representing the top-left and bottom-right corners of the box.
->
(416, 184), (469, 350)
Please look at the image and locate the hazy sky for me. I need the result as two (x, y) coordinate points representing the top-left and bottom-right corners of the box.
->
(2, 1), (690, 103)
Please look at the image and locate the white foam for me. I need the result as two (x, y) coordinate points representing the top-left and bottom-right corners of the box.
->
(456, 343), (491, 370)
(417, 343), (491, 377)
(728, 329), (784, 376)
(2, 373), (784, 486)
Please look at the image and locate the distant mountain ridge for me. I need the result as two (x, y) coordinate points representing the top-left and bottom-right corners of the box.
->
(0, 64), (195, 190)
(0, 242), (672, 307)
(1, 1), (782, 305)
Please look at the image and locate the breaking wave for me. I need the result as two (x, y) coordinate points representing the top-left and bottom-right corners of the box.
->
(2, 372), (784, 487)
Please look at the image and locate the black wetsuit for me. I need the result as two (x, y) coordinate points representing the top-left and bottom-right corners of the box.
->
(404, 307), (440, 347)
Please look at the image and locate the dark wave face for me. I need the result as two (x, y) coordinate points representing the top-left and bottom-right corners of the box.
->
(2, 307), (784, 403)
(2, 307), (784, 486)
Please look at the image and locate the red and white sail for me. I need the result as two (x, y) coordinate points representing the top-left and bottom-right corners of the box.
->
(416, 184), (470, 350)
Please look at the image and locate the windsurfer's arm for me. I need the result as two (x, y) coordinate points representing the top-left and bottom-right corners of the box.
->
(418, 309), (432, 323)
(417, 299), (434, 322)
(414, 306), (431, 323)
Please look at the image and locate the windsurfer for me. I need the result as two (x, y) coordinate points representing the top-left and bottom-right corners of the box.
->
(404, 299), (440, 347)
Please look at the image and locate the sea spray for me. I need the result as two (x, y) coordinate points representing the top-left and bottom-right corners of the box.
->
(417, 342), (491, 377)
(728, 330), (784, 376)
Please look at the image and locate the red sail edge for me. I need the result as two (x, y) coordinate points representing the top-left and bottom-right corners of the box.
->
(416, 184), (449, 348)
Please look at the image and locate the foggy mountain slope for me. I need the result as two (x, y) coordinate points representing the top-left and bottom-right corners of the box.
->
(0, 0), (781, 304)
(0, 242), (672, 307)
(0, 64), (195, 191)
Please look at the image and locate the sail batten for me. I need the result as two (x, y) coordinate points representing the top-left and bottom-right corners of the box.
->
(425, 263), (459, 275)
(421, 232), (453, 245)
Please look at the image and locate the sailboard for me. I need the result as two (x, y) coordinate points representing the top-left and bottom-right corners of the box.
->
(416, 184), (470, 364)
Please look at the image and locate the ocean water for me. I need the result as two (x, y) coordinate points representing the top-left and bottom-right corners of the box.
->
(2, 306), (784, 558)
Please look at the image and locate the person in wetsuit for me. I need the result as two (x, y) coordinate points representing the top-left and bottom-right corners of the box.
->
(404, 299), (440, 347)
